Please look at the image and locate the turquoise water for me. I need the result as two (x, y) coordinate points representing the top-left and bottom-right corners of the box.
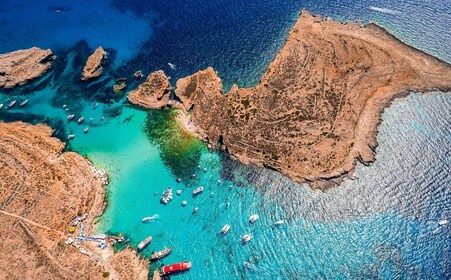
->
(0, 0), (450, 279)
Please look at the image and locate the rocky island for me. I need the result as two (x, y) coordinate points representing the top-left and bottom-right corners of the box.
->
(0, 122), (149, 279)
(81, 46), (107, 81)
(128, 70), (172, 109)
(173, 11), (451, 187)
(0, 47), (54, 89)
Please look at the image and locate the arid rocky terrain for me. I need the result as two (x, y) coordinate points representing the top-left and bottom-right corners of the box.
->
(0, 122), (149, 279)
(81, 46), (107, 81)
(128, 70), (172, 109)
(173, 11), (451, 187)
(0, 47), (54, 89)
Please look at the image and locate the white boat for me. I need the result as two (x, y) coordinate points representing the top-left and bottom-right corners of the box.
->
(210, 192), (215, 197)
(83, 127), (89, 133)
(0, 104), (3, 110)
(93, 103), (98, 109)
(161, 188), (173, 204)
(20, 99), (28, 107)
(438, 220), (448, 226)
(182, 201), (187, 206)
(242, 234), (252, 244)
(221, 224), (231, 235)
(176, 190), (182, 195)
(77, 117), (84, 124)
(67, 134), (75, 140)
(142, 214), (159, 223)
(137, 236), (152, 252)
(7, 100), (16, 108)
(274, 220), (285, 225)
(192, 186), (204, 196)
(192, 207), (198, 214)
(249, 214), (259, 224)
(168, 63), (176, 70)
(67, 114), (75, 121)
(63, 104), (67, 108)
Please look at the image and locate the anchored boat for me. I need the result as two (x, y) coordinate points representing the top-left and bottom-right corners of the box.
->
(242, 234), (252, 244)
(20, 99), (28, 107)
(192, 186), (204, 196)
(162, 261), (192, 275)
(249, 214), (259, 223)
(221, 224), (231, 235)
(151, 248), (172, 261)
(274, 220), (285, 225)
(137, 236), (152, 252)
(161, 188), (173, 204)
(67, 114), (75, 121)
(7, 100), (16, 108)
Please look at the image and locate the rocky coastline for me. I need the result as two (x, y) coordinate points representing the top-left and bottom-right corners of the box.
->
(171, 10), (451, 188)
(0, 121), (149, 279)
(0, 47), (54, 89)
(127, 70), (172, 109)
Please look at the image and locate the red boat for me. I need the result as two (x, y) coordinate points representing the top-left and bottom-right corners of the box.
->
(162, 261), (192, 275)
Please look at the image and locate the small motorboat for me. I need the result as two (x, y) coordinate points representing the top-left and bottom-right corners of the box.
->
(151, 248), (172, 261)
(83, 127), (89, 133)
(63, 104), (67, 108)
(210, 192), (215, 197)
(221, 224), (231, 235)
(192, 186), (204, 196)
(93, 103), (98, 109)
(249, 214), (259, 224)
(67, 134), (75, 140)
(438, 220), (448, 226)
(142, 214), (159, 223)
(182, 201), (187, 206)
(176, 190), (182, 195)
(20, 99), (28, 107)
(67, 114), (75, 121)
(162, 261), (192, 275)
(77, 117), (84, 124)
(192, 207), (198, 214)
(136, 236), (152, 252)
(0, 103), (3, 110)
(168, 63), (176, 70)
(274, 220), (285, 226)
(7, 100), (16, 108)
(176, 178), (181, 183)
(242, 234), (252, 244)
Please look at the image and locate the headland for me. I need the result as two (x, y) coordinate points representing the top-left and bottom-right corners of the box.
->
(127, 70), (172, 109)
(173, 10), (451, 188)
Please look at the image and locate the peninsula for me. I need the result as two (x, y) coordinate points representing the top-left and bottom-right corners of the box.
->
(0, 47), (54, 89)
(173, 11), (451, 187)
(0, 122), (149, 279)
(81, 46), (107, 81)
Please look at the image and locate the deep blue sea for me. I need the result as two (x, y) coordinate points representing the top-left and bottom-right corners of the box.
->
(0, 0), (450, 279)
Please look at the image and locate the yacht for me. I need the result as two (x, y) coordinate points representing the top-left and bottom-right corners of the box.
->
(20, 99), (28, 107)
(182, 201), (187, 206)
(137, 236), (152, 252)
(192, 186), (204, 196)
(67, 134), (75, 140)
(7, 100), (16, 108)
(438, 220), (448, 226)
(161, 261), (192, 275)
(151, 248), (172, 261)
(168, 63), (176, 70)
(249, 214), (259, 224)
(242, 234), (252, 244)
(83, 127), (89, 133)
(192, 207), (198, 214)
(77, 117), (84, 124)
(0, 103), (3, 110)
(161, 188), (173, 204)
(142, 214), (159, 223)
(67, 114), (75, 121)
(221, 224), (231, 235)
(274, 220), (285, 225)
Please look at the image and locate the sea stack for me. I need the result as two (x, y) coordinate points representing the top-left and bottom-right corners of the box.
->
(81, 46), (107, 81)
(0, 47), (54, 89)
(127, 70), (172, 109)
(173, 10), (451, 186)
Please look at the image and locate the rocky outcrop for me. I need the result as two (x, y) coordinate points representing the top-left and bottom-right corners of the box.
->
(0, 47), (54, 89)
(174, 10), (451, 187)
(128, 70), (172, 109)
(81, 46), (107, 81)
(0, 121), (149, 279)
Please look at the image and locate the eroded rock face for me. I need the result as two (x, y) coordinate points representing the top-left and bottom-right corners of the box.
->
(0, 121), (149, 279)
(128, 70), (172, 109)
(174, 10), (451, 186)
(81, 46), (107, 81)
(0, 47), (54, 89)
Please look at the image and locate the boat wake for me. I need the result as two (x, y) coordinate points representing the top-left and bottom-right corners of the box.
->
(369, 6), (401, 15)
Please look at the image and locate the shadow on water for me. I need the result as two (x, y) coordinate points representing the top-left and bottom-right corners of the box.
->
(144, 109), (206, 182)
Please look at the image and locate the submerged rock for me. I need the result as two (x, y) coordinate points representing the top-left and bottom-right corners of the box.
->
(127, 70), (172, 109)
(81, 46), (107, 81)
(113, 79), (127, 94)
(0, 47), (54, 89)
